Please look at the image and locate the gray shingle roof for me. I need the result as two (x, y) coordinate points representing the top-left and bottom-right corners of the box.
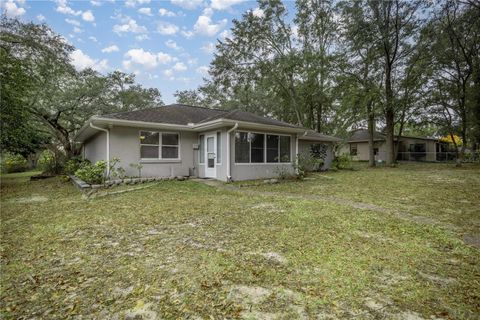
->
(300, 130), (343, 142)
(348, 129), (386, 142)
(101, 104), (301, 128)
(101, 104), (226, 125)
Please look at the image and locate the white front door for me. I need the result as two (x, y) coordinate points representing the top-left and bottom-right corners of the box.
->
(205, 134), (216, 178)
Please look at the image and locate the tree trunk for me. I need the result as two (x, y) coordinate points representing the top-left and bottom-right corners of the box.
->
(316, 102), (322, 133)
(367, 101), (376, 167)
(385, 64), (395, 166)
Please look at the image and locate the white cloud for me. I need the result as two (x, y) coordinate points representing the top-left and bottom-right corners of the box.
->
(123, 49), (173, 69)
(89, 36), (98, 42)
(4, 0), (26, 18)
(157, 21), (179, 35)
(37, 14), (46, 22)
(82, 10), (95, 22)
(73, 26), (83, 33)
(56, 0), (81, 16)
(138, 7), (152, 16)
(196, 66), (209, 75)
(181, 29), (194, 39)
(171, 0), (202, 10)
(173, 62), (187, 72)
(219, 29), (232, 40)
(251, 7), (264, 18)
(201, 42), (215, 54)
(165, 39), (181, 50)
(163, 69), (174, 79)
(65, 18), (81, 26)
(157, 52), (175, 64)
(90, 0), (102, 6)
(158, 8), (176, 17)
(125, 0), (150, 7)
(70, 49), (109, 72)
(113, 17), (147, 34)
(102, 45), (119, 53)
(211, 0), (244, 11)
(135, 34), (150, 41)
(194, 15), (227, 37)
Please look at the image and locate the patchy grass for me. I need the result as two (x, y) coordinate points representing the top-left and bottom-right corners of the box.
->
(1, 164), (479, 319)
(240, 162), (480, 235)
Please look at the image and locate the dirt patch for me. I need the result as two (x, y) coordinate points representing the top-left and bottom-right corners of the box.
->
(123, 301), (157, 320)
(12, 195), (48, 203)
(246, 251), (288, 265)
(463, 234), (480, 248)
(229, 285), (306, 319)
(417, 272), (456, 285)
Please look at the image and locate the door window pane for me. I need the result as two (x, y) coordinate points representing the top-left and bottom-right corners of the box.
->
(140, 131), (159, 145)
(250, 133), (264, 163)
(266, 135), (279, 162)
(141, 145), (159, 159)
(279, 136), (290, 162)
(162, 133), (178, 145)
(161, 146), (178, 159)
(235, 132), (249, 163)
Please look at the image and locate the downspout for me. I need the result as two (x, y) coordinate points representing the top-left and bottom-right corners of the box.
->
(90, 122), (110, 177)
(226, 123), (239, 182)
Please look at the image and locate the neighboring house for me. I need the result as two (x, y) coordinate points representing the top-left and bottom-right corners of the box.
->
(74, 104), (341, 181)
(339, 129), (449, 162)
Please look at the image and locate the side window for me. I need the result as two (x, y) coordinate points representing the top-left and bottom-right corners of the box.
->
(350, 144), (357, 156)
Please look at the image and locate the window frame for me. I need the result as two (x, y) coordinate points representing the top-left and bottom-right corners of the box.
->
(234, 130), (292, 165)
(350, 143), (358, 156)
(139, 130), (181, 161)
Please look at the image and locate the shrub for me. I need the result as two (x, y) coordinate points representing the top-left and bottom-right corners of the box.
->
(0, 153), (28, 173)
(332, 154), (353, 170)
(293, 152), (324, 180)
(38, 150), (64, 174)
(64, 157), (90, 175)
(74, 160), (107, 184)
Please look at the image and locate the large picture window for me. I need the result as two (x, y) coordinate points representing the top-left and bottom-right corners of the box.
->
(235, 132), (249, 163)
(235, 131), (290, 164)
(140, 131), (179, 160)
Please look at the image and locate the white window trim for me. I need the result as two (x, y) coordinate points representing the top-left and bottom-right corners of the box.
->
(234, 130), (292, 165)
(139, 130), (181, 161)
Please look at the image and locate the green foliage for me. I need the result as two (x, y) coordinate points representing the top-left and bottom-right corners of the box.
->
(332, 154), (353, 170)
(37, 149), (64, 174)
(293, 152), (324, 180)
(0, 153), (28, 173)
(63, 157), (90, 175)
(108, 157), (126, 179)
(74, 160), (107, 184)
(1, 18), (163, 159)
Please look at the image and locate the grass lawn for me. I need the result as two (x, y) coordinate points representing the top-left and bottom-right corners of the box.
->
(1, 163), (479, 319)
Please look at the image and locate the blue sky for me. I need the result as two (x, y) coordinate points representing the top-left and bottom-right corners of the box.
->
(2, 0), (295, 103)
